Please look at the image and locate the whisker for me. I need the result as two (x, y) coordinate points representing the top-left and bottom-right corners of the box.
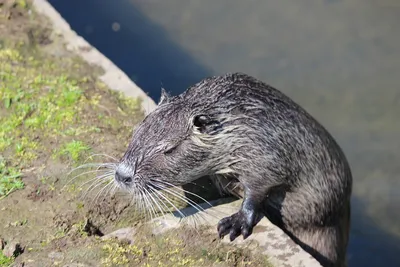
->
(140, 190), (148, 220)
(83, 182), (109, 209)
(148, 185), (175, 216)
(151, 179), (214, 209)
(80, 181), (106, 203)
(146, 186), (167, 220)
(137, 190), (149, 221)
(77, 171), (115, 192)
(67, 162), (116, 177)
(62, 169), (112, 191)
(150, 188), (171, 221)
(151, 179), (227, 219)
(91, 180), (113, 207)
(130, 190), (138, 213)
(109, 183), (118, 197)
(129, 188), (142, 218)
(152, 183), (206, 214)
(150, 183), (211, 223)
(129, 189), (140, 215)
(86, 153), (118, 162)
(142, 187), (157, 221)
(80, 175), (113, 201)
(100, 181), (115, 202)
(152, 185), (205, 228)
(147, 184), (186, 219)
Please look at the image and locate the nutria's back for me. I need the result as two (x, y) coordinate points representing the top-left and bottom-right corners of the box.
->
(115, 72), (352, 267)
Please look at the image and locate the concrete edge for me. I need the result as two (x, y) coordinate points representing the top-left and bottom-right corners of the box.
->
(148, 200), (322, 267)
(30, 1), (321, 266)
(31, 0), (158, 115)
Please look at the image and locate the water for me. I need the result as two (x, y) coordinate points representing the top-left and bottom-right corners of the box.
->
(48, 0), (400, 265)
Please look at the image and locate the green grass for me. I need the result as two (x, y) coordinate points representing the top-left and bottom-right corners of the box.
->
(0, 48), (93, 196)
(16, 0), (28, 9)
(57, 140), (91, 163)
(0, 44), (143, 199)
(99, 226), (272, 267)
(0, 250), (13, 267)
(0, 48), (95, 196)
(0, 49), (87, 145)
(0, 157), (23, 200)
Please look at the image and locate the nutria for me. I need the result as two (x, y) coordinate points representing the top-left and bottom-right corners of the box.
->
(114, 72), (352, 267)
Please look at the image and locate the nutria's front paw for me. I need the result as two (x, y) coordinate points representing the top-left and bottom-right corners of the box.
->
(217, 212), (254, 241)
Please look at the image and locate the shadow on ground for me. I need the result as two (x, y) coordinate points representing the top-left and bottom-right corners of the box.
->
(46, 1), (400, 266)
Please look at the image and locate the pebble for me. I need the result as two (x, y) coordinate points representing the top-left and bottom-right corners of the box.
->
(101, 227), (136, 244)
(48, 251), (64, 260)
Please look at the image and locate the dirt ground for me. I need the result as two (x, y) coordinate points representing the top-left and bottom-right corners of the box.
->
(0, 1), (271, 266)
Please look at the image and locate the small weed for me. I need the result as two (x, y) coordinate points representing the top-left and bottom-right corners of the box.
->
(39, 176), (48, 184)
(37, 176), (55, 191)
(16, 0), (29, 9)
(99, 227), (272, 267)
(14, 137), (38, 162)
(0, 250), (13, 267)
(101, 241), (144, 266)
(57, 140), (91, 163)
(0, 158), (24, 199)
(112, 90), (142, 116)
(9, 219), (28, 227)
(72, 220), (89, 237)
(54, 229), (67, 239)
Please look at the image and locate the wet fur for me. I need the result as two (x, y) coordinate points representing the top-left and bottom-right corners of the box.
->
(116, 73), (352, 267)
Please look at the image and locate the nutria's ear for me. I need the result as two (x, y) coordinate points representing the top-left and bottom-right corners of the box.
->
(192, 115), (220, 133)
(158, 87), (171, 105)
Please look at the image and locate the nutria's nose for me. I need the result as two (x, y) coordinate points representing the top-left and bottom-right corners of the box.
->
(115, 171), (133, 185)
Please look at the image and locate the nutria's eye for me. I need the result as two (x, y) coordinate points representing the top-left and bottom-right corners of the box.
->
(193, 115), (220, 133)
(163, 143), (178, 155)
(193, 115), (211, 128)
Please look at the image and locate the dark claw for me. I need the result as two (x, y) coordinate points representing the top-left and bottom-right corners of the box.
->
(217, 217), (232, 238)
(229, 226), (241, 241)
(217, 211), (254, 241)
(241, 227), (252, 239)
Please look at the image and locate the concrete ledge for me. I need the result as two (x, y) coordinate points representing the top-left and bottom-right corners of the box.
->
(31, 1), (321, 266)
(149, 199), (322, 267)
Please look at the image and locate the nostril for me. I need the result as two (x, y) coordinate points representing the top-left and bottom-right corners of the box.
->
(122, 176), (132, 184)
(115, 171), (133, 184)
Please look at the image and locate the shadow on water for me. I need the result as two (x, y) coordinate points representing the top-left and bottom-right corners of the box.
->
(348, 198), (400, 267)
(48, 0), (212, 100)
(48, 1), (400, 266)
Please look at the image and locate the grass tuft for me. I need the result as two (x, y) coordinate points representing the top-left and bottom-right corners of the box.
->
(57, 140), (91, 163)
(0, 250), (14, 267)
(0, 157), (23, 199)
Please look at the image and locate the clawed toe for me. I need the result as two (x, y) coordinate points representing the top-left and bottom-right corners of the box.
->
(217, 212), (254, 241)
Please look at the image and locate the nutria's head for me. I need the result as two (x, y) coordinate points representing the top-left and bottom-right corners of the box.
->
(113, 89), (222, 196)
(114, 74), (255, 195)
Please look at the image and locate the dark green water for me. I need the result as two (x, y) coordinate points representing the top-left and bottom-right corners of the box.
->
(48, 0), (400, 266)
